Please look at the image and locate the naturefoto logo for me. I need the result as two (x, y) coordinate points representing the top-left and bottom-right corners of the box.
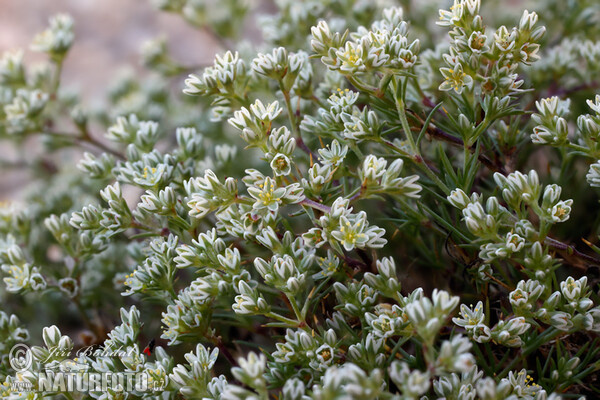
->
(9, 343), (33, 372)
(7, 343), (167, 394)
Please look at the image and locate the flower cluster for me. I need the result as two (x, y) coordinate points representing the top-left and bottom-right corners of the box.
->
(436, 1), (544, 97)
(313, 8), (420, 75)
(303, 198), (386, 252)
(2, 0), (600, 398)
(448, 170), (573, 283)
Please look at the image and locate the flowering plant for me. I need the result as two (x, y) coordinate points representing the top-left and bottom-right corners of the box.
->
(1, 0), (600, 398)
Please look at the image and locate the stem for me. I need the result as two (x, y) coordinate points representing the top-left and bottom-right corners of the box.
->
(398, 198), (426, 223)
(379, 138), (411, 158)
(380, 138), (444, 184)
(280, 84), (298, 136)
(51, 58), (64, 97)
(72, 297), (101, 339)
(81, 129), (125, 159)
(415, 158), (451, 194)
(256, 384), (269, 400)
(418, 202), (472, 243)
(529, 201), (550, 240)
(348, 186), (364, 202)
(300, 198), (331, 213)
(286, 294), (304, 321)
(347, 75), (380, 95)
(567, 142), (593, 155)
(395, 92), (451, 194)
(544, 236), (600, 266)
(265, 311), (301, 327)
(483, 271), (513, 291)
(210, 334), (238, 366)
(44, 131), (124, 159)
(462, 143), (470, 178)
(395, 97), (418, 153)
(280, 81), (314, 159)
(422, 338), (436, 367)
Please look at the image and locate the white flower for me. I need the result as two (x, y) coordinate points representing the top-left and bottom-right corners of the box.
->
(535, 96), (559, 116)
(2, 264), (44, 293)
(586, 161), (600, 187)
(560, 276), (587, 302)
(519, 10), (539, 31)
(437, 1), (466, 27)
(232, 352), (266, 385)
(247, 177), (287, 212)
(232, 281), (270, 315)
(251, 47), (289, 79)
(318, 139), (348, 167)
(360, 155), (387, 183)
(550, 311), (573, 331)
(389, 361), (431, 397)
(330, 213), (370, 251)
(315, 344), (335, 366)
(586, 94), (600, 114)
(453, 301), (485, 330)
(505, 232), (525, 252)
(548, 199), (573, 222)
(335, 41), (365, 73)
(250, 99), (282, 121)
(439, 64), (473, 94)
(406, 290), (459, 341)
(270, 153), (292, 176)
(447, 188), (471, 209)
(505, 369), (545, 398)
(436, 335), (475, 373)
(31, 14), (74, 56)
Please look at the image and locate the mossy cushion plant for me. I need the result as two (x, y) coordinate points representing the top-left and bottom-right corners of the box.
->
(1, 0), (600, 398)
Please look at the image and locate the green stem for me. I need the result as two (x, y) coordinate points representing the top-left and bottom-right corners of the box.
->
(398, 198), (425, 223)
(567, 142), (592, 155)
(265, 311), (301, 327)
(422, 338), (436, 367)
(279, 81), (299, 137)
(418, 202), (472, 243)
(286, 294), (304, 321)
(347, 75), (379, 95)
(415, 158), (451, 194)
(51, 58), (64, 97)
(379, 138), (411, 158)
(395, 96), (418, 153)
(529, 201), (551, 240)
(348, 142), (364, 158)
(394, 93), (451, 194)
(256, 384), (269, 400)
(462, 143), (470, 179)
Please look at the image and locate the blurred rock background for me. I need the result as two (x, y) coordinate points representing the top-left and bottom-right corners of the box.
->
(0, 0), (221, 102)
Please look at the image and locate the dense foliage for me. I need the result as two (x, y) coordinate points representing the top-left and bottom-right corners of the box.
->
(1, 0), (600, 398)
